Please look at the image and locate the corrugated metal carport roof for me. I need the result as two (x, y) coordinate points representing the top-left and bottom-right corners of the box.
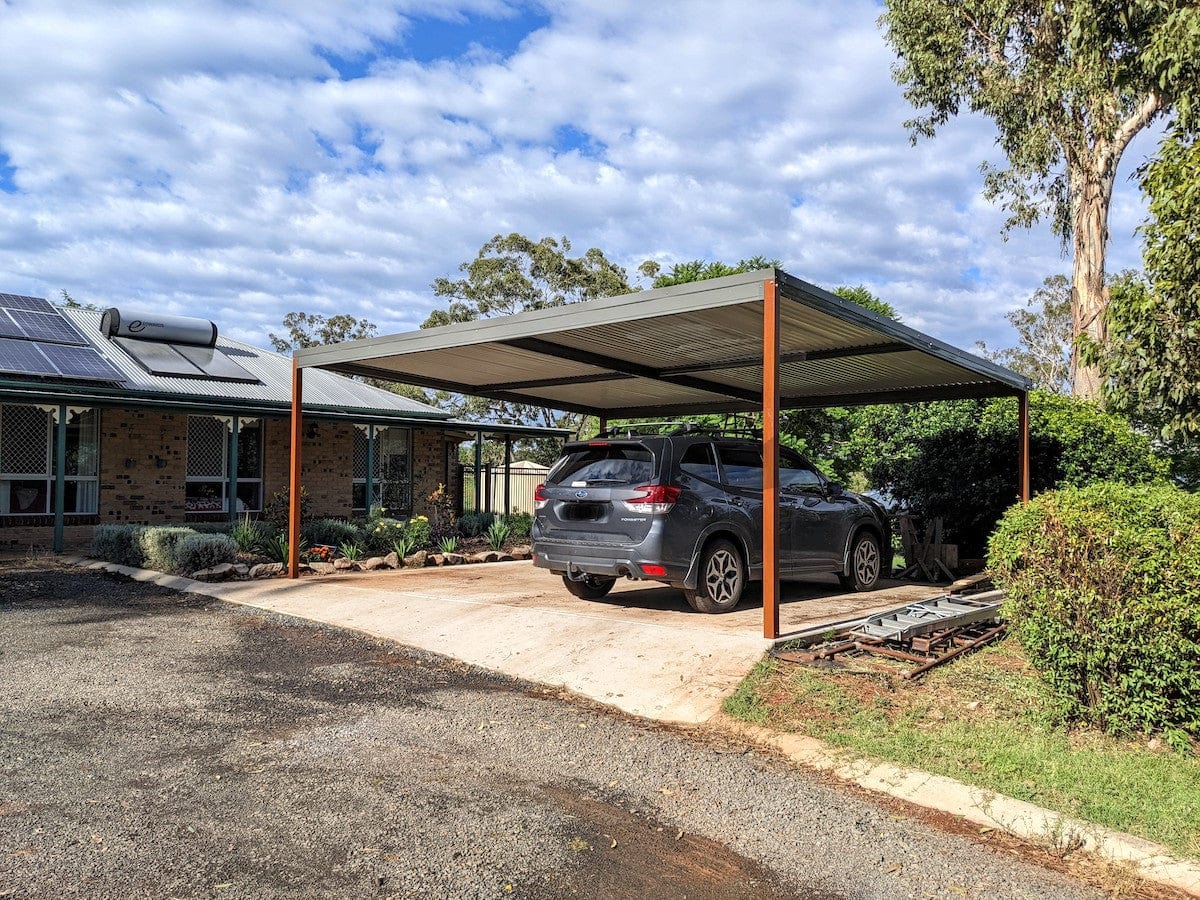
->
(295, 269), (1031, 414)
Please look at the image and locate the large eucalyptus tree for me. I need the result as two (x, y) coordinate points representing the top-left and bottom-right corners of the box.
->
(881, 1), (1199, 397)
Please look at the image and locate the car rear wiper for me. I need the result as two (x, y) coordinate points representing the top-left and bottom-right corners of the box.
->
(580, 479), (629, 485)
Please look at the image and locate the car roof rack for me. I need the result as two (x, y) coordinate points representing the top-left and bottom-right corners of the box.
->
(667, 422), (762, 440)
(593, 420), (762, 440)
(595, 421), (687, 438)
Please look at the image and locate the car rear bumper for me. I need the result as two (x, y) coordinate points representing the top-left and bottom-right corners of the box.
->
(532, 537), (687, 583)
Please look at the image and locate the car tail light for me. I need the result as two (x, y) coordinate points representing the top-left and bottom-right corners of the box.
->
(641, 564), (667, 577)
(623, 484), (681, 515)
(534, 483), (549, 510)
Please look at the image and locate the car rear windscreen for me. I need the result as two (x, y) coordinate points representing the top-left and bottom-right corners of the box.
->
(547, 445), (654, 486)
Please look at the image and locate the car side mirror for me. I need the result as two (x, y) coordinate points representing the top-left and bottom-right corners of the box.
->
(827, 481), (844, 495)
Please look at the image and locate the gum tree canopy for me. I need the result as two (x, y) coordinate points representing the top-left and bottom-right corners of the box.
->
(881, 1), (1199, 398)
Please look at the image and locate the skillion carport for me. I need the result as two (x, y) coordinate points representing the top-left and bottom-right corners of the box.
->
(286, 268), (1032, 639)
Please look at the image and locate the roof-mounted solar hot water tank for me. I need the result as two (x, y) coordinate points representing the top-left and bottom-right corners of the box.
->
(102, 308), (259, 383)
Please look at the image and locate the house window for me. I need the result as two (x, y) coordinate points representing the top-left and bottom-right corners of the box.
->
(352, 426), (411, 516)
(0, 405), (99, 515)
(185, 417), (263, 513)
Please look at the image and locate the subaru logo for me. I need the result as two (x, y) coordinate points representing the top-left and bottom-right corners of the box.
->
(574, 490), (588, 499)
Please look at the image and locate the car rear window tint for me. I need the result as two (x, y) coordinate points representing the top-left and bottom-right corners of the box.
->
(547, 446), (654, 486)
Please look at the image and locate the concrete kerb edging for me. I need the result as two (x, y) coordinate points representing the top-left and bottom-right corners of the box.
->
(64, 554), (1200, 897)
(715, 715), (1200, 897)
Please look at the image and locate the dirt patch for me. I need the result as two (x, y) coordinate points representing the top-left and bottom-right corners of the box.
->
(541, 785), (841, 900)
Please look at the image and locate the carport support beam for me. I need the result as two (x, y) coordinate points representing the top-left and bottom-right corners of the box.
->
(762, 279), (781, 640)
(598, 416), (607, 437)
(1018, 391), (1030, 503)
(288, 360), (303, 578)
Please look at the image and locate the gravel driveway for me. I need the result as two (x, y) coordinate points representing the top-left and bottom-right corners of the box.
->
(0, 563), (1104, 899)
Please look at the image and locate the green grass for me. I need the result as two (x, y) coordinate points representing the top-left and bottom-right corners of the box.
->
(724, 640), (1200, 860)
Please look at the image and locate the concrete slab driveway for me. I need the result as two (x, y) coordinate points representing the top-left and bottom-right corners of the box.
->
(129, 561), (939, 725)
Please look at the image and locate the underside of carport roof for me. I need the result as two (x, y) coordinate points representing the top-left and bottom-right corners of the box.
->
(287, 269), (1033, 639)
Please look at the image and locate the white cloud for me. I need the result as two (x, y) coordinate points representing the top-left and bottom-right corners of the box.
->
(0, 0), (1155, 360)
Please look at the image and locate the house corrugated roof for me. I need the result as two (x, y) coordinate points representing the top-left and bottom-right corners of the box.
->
(41, 307), (452, 419)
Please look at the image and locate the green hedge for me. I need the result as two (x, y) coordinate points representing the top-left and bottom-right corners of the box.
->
(91, 524), (146, 567)
(91, 523), (238, 574)
(174, 533), (238, 572)
(989, 482), (1200, 743)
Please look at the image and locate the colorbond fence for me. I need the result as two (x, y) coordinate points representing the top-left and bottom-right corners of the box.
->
(461, 465), (548, 515)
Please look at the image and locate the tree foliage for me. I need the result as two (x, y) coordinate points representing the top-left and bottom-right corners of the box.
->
(422, 233), (632, 434)
(425, 233), (631, 328)
(638, 256), (780, 288)
(880, 0), (1198, 397)
(848, 392), (1167, 556)
(1088, 133), (1200, 443)
(269, 311), (376, 354)
(977, 275), (1072, 393)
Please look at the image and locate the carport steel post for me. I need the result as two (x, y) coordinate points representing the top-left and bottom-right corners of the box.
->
(762, 279), (780, 639)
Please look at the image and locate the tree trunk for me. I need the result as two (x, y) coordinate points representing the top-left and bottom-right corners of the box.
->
(1070, 162), (1116, 400)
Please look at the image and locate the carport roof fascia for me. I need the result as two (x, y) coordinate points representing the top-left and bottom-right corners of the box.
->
(294, 269), (1032, 411)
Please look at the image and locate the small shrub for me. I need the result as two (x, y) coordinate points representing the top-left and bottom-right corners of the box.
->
(989, 482), (1200, 740)
(91, 524), (146, 567)
(405, 515), (431, 549)
(438, 534), (459, 554)
(303, 518), (362, 549)
(262, 486), (312, 530)
(229, 515), (266, 552)
(263, 533), (307, 565)
(339, 542), (363, 561)
(393, 535), (418, 558)
(504, 513), (533, 539)
(366, 517), (407, 554)
(485, 518), (511, 552)
(459, 511), (495, 537)
(137, 526), (196, 573)
(175, 533), (238, 573)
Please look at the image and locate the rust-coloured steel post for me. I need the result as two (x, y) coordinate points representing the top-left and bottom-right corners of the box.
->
(598, 416), (607, 437)
(1018, 391), (1031, 502)
(762, 278), (781, 640)
(288, 359), (303, 578)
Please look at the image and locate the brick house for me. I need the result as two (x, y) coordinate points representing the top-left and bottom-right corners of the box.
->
(0, 296), (560, 551)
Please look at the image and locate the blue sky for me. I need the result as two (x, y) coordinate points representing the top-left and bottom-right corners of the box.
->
(0, 0), (1159, 355)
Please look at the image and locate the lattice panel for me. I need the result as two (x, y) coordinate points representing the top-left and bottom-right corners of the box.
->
(352, 428), (370, 480)
(0, 404), (50, 475)
(187, 416), (227, 478)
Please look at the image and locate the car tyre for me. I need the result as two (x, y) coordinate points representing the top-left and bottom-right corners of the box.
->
(562, 574), (617, 600)
(839, 531), (882, 592)
(684, 538), (745, 613)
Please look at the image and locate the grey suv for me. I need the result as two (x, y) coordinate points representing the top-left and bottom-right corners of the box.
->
(531, 426), (892, 613)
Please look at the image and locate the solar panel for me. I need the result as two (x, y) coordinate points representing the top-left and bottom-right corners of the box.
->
(0, 311), (27, 341)
(176, 344), (258, 383)
(39, 344), (125, 381)
(0, 293), (53, 313)
(0, 336), (123, 382)
(7, 309), (86, 345)
(0, 337), (59, 377)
